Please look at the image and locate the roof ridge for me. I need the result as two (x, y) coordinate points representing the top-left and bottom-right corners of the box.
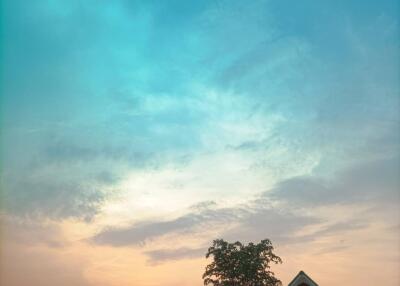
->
(287, 270), (319, 286)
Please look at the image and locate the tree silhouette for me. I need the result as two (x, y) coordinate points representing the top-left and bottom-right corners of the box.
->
(203, 239), (282, 286)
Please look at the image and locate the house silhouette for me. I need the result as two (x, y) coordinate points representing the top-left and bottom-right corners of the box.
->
(288, 271), (318, 286)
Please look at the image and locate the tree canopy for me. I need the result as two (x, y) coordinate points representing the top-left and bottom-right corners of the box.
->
(203, 239), (282, 286)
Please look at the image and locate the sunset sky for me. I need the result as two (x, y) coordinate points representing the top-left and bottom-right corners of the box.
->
(0, 0), (399, 285)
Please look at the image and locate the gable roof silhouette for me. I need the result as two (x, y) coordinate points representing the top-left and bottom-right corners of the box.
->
(288, 270), (319, 286)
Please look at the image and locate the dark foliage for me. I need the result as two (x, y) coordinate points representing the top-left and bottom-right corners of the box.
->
(203, 239), (282, 286)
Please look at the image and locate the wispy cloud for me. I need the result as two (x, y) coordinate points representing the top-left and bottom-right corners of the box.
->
(91, 204), (248, 246)
(144, 247), (206, 264)
(270, 157), (400, 206)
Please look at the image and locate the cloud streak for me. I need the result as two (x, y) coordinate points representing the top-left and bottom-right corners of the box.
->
(270, 157), (400, 206)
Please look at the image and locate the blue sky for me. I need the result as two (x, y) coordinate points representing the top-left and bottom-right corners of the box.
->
(1, 1), (399, 285)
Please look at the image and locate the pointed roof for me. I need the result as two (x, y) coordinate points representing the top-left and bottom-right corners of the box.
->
(288, 271), (319, 286)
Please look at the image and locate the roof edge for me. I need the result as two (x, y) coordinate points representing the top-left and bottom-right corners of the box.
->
(287, 270), (319, 286)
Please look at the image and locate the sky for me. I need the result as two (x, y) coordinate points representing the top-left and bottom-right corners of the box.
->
(0, 0), (399, 285)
